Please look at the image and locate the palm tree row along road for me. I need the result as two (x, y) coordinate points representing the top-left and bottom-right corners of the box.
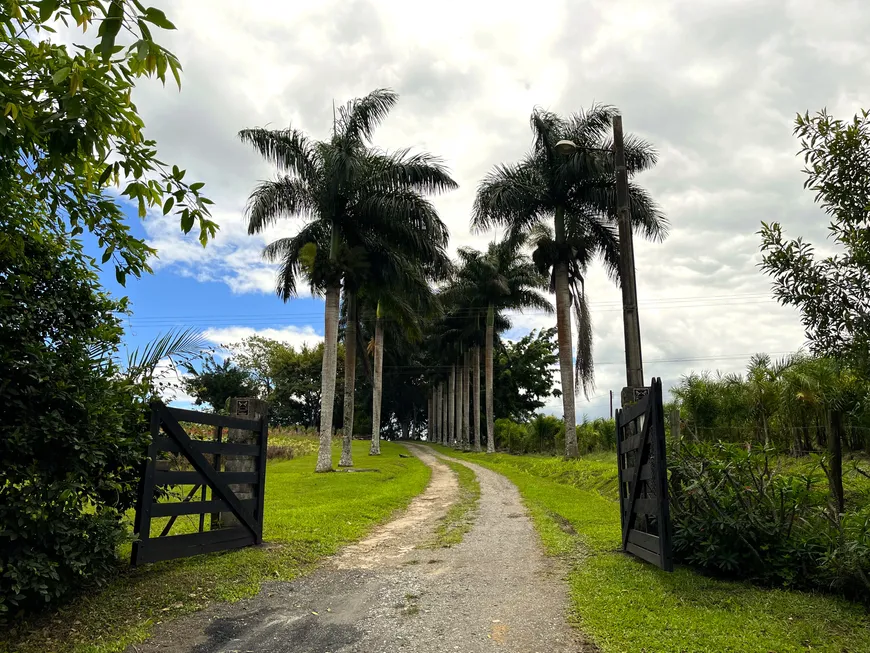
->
(241, 90), (666, 466)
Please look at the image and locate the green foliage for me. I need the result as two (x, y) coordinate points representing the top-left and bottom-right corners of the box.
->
(239, 88), (455, 299)
(0, 221), (146, 618)
(493, 414), (615, 455)
(2, 441), (430, 653)
(672, 353), (870, 452)
(493, 328), (559, 420)
(181, 355), (257, 412)
(436, 447), (870, 652)
(760, 108), (870, 372)
(0, 1), (217, 284)
(671, 443), (870, 602)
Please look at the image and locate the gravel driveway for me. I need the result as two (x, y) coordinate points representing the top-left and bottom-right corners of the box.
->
(129, 444), (590, 652)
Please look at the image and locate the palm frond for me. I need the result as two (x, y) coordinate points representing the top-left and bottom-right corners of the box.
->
(239, 127), (318, 180)
(366, 149), (458, 195)
(337, 88), (399, 144)
(472, 161), (546, 232)
(126, 328), (208, 385)
(245, 176), (317, 234)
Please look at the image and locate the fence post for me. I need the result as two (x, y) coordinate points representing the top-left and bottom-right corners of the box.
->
(827, 409), (845, 515)
(220, 397), (268, 528)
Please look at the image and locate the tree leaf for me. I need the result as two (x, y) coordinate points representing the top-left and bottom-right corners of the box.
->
(143, 7), (176, 30)
(51, 67), (70, 85)
(162, 197), (174, 214)
(38, 0), (59, 22)
(98, 1), (124, 62)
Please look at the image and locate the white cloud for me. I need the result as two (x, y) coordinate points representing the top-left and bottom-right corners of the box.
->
(64, 0), (870, 417)
(202, 325), (323, 351)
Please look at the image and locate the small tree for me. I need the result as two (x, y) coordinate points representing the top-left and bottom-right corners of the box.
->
(182, 355), (257, 412)
(0, 221), (144, 617)
(760, 109), (870, 372)
(1, 1), (216, 283)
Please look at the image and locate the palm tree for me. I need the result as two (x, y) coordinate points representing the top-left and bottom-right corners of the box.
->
(240, 89), (456, 472)
(473, 105), (667, 458)
(449, 236), (551, 452)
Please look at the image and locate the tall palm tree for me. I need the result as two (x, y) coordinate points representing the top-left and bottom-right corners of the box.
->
(240, 88), (456, 472)
(473, 105), (667, 457)
(449, 236), (551, 452)
(364, 256), (446, 455)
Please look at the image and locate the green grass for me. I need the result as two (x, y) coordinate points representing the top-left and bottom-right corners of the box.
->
(431, 445), (870, 653)
(2, 441), (430, 653)
(419, 458), (480, 548)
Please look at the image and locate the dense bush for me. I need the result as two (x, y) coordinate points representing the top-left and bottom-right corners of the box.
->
(494, 415), (614, 454)
(670, 443), (870, 602)
(0, 225), (148, 619)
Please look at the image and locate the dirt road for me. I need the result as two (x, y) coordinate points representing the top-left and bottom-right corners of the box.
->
(130, 445), (588, 652)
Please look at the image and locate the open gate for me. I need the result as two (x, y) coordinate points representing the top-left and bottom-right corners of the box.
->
(131, 401), (268, 566)
(615, 378), (674, 571)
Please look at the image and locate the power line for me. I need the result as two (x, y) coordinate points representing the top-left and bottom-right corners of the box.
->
(124, 292), (781, 325)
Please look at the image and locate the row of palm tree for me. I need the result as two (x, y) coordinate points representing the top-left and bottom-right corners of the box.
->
(240, 89), (667, 470)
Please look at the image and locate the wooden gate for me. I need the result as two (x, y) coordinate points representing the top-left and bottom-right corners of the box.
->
(131, 402), (268, 566)
(615, 377), (674, 571)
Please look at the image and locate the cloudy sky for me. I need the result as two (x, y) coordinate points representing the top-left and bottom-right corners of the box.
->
(95, 0), (869, 416)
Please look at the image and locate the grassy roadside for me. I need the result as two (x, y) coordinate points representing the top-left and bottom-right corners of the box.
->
(419, 457), (480, 548)
(431, 445), (870, 653)
(2, 441), (430, 653)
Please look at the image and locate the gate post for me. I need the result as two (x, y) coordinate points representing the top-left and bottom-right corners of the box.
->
(220, 397), (268, 528)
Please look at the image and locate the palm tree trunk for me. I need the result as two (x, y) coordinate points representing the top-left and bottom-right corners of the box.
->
(434, 384), (440, 444)
(555, 262), (579, 458)
(447, 363), (456, 447)
(316, 282), (340, 472)
(370, 307), (384, 456)
(426, 386), (435, 442)
(440, 382), (446, 445)
(339, 291), (357, 467)
(485, 304), (495, 454)
(462, 350), (469, 450)
(473, 345), (481, 452)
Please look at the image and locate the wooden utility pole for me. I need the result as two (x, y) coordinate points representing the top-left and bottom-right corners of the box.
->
(613, 115), (644, 394)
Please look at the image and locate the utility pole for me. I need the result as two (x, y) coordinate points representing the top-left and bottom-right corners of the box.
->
(613, 115), (645, 398)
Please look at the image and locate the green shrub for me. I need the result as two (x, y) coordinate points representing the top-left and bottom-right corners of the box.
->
(0, 225), (147, 619)
(670, 443), (870, 602)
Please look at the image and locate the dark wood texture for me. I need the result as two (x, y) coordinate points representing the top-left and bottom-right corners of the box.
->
(131, 402), (268, 566)
(615, 378), (673, 571)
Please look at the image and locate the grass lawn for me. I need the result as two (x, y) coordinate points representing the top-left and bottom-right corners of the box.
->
(419, 457), (480, 548)
(2, 440), (430, 653)
(431, 445), (870, 653)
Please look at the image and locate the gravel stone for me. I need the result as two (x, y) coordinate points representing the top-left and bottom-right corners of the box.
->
(128, 444), (593, 652)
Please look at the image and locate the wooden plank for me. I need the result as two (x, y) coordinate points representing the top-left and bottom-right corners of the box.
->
(618, 394), (649, 425)
(155, 470), (257, 486)
(157, 404), (259, 537)
(168, 406), (261, 431)
(622, 463), (655, 482)
(621, 405), (651, 550)
(131, 408), (161, 566)
(155, 438), (260, 457)
(628, 528), (661, 552)
(626, 541), (662, 567)
(134, 527), (255, 564)
(619, 431), (652, 454)
(159, 483), (202, 537)
(151, 498), (256, 518)
(623, 497), (658, 515)
(651, 379), (675, 572)
(255, 415), (269, 544)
